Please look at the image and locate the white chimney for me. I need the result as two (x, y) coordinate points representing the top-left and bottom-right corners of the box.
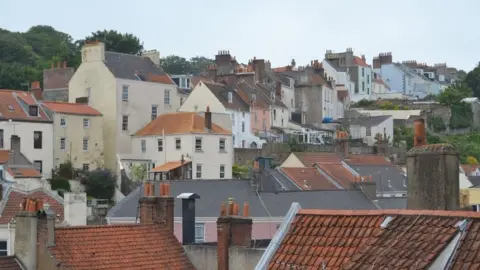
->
(63, 193), (87, 226)
(143, 50), (161, 67)
(81, 42), (105, 63)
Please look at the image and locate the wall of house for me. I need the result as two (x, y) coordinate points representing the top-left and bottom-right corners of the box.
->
(43, 88), (68, 102)
(184, 244), (264, 270)
(179, 83), (227, 114)
(349, 119), (393, 146)
(378, 64), (410, 93)
(270, 106), (289, 129)
(372, 81), (387, 94)
(68, 49), (118, 173)
(230, 109), (255, 148)
(296, 85), (324, 125)
(116, 78), (180, 155)
(0, 121), (53, 179)
(356, 66), (372, 96)
(131, 134), (233, 179)
(322, 85), (335, 119)
(281, 82), (295, 116)
(280, 154), (305, 167)
(250, 106), (270, 135)
(51, 113), (104, 169)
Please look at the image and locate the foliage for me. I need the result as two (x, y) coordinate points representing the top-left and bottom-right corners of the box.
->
(56, 160), (75, 179)
(374, 132), (390, 144)
(352, 99), (375, 108)
(160, 55), (214, 75)
(465, 63), (480, 98)
(467, 156), (479, 165)
(49, 176), (71, 197)
(427, 116), (446, 132)
(437, 81), (472, 106)
(232, 164), (249, 179)
(130, 163), (147, 182)
(287, 137), (306, 152)
(449, 103), (473, 129)
(80, 30), (144, 55)
(84, 169), (116, 200)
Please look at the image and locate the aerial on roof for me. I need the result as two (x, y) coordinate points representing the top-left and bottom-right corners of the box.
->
(134, 112), (231, 136)
(42, 101), (102, 116)
(0, 90), (51, 122)
(265, 208), (480, 269)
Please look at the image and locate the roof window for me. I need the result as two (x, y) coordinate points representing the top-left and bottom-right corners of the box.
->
(29, 105), (39, 117)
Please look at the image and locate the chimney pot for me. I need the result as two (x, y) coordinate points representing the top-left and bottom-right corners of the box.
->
(233, 203), (239, 216)
(414, 119), (427, 147)
(63, 61), (67, 68)
(228, 201), (234, 215)
(243, 202), (249, 217)
(220, 202), (227, 217)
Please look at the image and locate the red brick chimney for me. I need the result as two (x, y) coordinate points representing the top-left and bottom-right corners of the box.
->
(139, 182), (174, 233)
(414, 118), (427, 147)
(30, 81), (43, 100)
(217, 200), (252, 270)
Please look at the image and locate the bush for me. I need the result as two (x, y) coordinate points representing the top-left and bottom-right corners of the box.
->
(428, 116), (446, 132)
(84, 169), (116, 200)
(232, 164), (249, 179)
(353, 99), (375, 108)
(56, 160), (74, 179)
(49, 177), (71, 198)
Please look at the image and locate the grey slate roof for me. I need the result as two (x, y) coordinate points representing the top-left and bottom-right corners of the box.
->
(203, 81), (249, 111)
(468, 176), (480, 187)
(338, 115), (391, 127)
(348, 164), (407, 194)
(259, 169), (301, 192)
(373, 198), (407, 209)
(107, 180), (377, 219)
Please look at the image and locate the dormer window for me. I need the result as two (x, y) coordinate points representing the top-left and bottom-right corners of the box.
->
(29, 105), (38, 117)
(228, 92), (233, 103)
(7, 105), (14, 112)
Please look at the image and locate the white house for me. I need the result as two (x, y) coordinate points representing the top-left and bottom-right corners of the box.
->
(339, 115), (394, 146)
(68, 42), (182, 173)
(275, 74), (296, 117)
(0, 90), (54, 179)
(179, 81), (264, 148)
(129, 109), (233, 180)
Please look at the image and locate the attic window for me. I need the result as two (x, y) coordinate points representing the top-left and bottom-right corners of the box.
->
(228, 92), (233, 103)
(134, 74), (145, 81)
(28, 105), (39, 117)
(7, 105), (14, 112)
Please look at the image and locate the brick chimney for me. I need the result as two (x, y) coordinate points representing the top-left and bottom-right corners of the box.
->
(217, 199), (252, 270)
(205, 106), (212, 130)
(139, 182), (174, 232)
(275, 81), (282, 99)
(30, 81), (43, 100)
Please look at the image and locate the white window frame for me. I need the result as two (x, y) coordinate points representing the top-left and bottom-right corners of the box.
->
(157, 139), (163, 152)
(82, 163), (89, 172)
(141, 140), (146, 153)
(33, 160), (43, 173)
(195, 138), (202, 151)
(83, 138), (88, 151)
(219, 138), (226, 151)
(366, 127), (372, 137)
(195, 223), (205, 243)
(60, 138), (66, 151)
(175, 138), (181, 150)
(60, 118), (67, 127)
(122, 115), (128, 131)
(83, 118), (90, 128)
(122, 85), (129, 101)
(151, 105), (158, 121)
(220, 165), (225, 179)
(196, 164), (202, 178)
(164, 90), (171, 105)
(228, 92), (233, 103)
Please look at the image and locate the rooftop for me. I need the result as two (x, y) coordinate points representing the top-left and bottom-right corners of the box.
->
(42, 101), (102, 116)
(0, 90), (51, 123)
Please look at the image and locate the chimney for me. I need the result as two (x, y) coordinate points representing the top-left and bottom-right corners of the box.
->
(143, 50), (161, 67)
(81, 42), (106, 63)
(275, 81), (282, 99)
(57, 62), (61, 68)
(63, 61), (67, 68)
(407, 118), (460, 210)
(205, 106), (212, 130)
(63, 193), (87, 226)
(139, 182), (175, 232)
(30, 81), (43, 100)
(217, 199), (252, 270)
(177, 193), (200, 245)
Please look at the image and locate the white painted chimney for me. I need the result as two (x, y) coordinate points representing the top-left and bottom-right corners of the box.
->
(81, 42), (105, 63)
(63, 193), (87, 226)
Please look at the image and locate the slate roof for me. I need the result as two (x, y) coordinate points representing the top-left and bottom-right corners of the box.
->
(107, 180), (377, 219)
(49, 223), (195, 270)
(255, 83), (288, 108)
(104, 52), (175, 85)
(260, 168), (301, 191)
(345, 155), (392, 165)
(202, 81), (250, 111)
(338, 115), (391, 127)
(348, 164), (408, 194)
(43, 67), (75, 90)
(0, 256), (23, 270)
(268, 209), (480, 269)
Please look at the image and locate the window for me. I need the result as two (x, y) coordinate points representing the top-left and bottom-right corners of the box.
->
(242, 112), (245, 118)
(82, 163), (89, 172)
(242, 140), (246, 148)
(8, 105), (14, 112)
(141, 140), (146, 153)
(367, 74), (370, 84)
(362, 82), (365, 92)
(60, 138), (66, 151)
(83, 118), (90, 128)
(175, 138), (181, 150)
(362, 68), (365, 77)
(231, 113), (235, 126)
(195, 223), (205, 243)
(83, 138), (88, 151)
(33, 131), (42, 149)
(33, 160), (43, 173)
(157, 139), (163, 152)
(29, 105), (38, 117)
(282, 119), (284, 126)
(151, 105), (158, 121)
(0, 129), (3, 148)
(228, 92), (233, 103)
(220, 165), (225, 179)
(164, 90), (171, 105)
(0, 241), (7, 256)
(195, 138), (202, 151)
(219, 138), (226, 151)
(122, 115), (128, 131)
(122, 85), (129, 101)
(196, 164), (202, 178)
(366, 127), (372, 136)
(273, 110), (276, 121)
(290, 98), (294, 108)
(242, 122), (245, 132)
(60, 118), (67, 127)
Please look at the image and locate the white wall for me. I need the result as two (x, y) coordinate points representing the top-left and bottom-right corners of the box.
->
(280, 82), (295, 117)
(271, 106), (289, 128)
(0, 121), (53, 179)
(64, 192), (87, 226)
(349, 117), (394, 146)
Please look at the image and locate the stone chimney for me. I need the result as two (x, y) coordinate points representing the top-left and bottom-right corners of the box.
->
(81, 41), (105, 63)
(205, 106), (212, 130)
(275, 81), (282, 100)
(63, 193), (87, 226)
(30, 81), (43, 100)
(217, 199), (252, 270)
(252, 57), (266, 82)
(407, 119), (460, 210)
(143, 50), (161, 67)
(177, 193), (200, 245)
(139, 182), (174, 232)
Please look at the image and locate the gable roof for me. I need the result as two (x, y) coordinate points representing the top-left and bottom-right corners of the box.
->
(293, 152), (344, 167)
(338, 115), (391, 127)
(0, 256), (23, 270)
(202, 81), (249, 111)
(255, 83), (288, 108)
(280, 168), (339, 190)
(0, 90), (51, 123)
(43, 67), (75, 90)
(268, 209), (480, 269)
(48, 223), (195, 270)
(6, 167), (41, 178)
(42, 101), (102, 116)
(134, 112), (231, 136)
(348, 164), (407, 194)
(104, 52), (175, 85)
(316, 163), (358, 188)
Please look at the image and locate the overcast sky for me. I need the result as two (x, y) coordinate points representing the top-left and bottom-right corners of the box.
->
(1, 0), (479, 71)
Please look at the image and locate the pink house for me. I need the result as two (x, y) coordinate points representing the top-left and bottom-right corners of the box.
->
(236, 82), (272, 135)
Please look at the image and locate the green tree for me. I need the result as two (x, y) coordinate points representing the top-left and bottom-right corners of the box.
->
(437, 81), (472, 106)
(130, 163), (147, 182)
(189, 56), (214, 74)
(232, 164), (249, 179)
(81, 30), (143, 55)
(84, 169), (116, 199)
(465, 63), (480, 98)
(160, 55), (192, 74)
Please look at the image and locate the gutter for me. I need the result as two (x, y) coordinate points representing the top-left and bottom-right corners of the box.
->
(255, 202), (301, 270)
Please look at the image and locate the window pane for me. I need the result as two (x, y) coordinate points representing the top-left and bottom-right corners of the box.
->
(0, 241), (6, 250)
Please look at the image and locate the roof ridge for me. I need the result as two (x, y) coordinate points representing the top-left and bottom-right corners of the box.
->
(298, 209), (480, 218)
(57, 223), (163, 230)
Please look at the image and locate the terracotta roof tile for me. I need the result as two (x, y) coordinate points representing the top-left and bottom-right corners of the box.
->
(0, 150), (9, 164)
(0, 189), (63, 224)
(152, 161), (191, 172)
(49, 223), (195, 270)
(146, 73), (176, 85)
(281, 168), (339, 190)
(0, 90), (51, 122)
(0, 256), (22, 270)
(7, 167), (41, 178)
(191, 76), (212, 87)
(134, 112), (231, 136)
(42, 101), (102, 116)
(270, 209), (480, 269)
(354, 56), (369, 67)
(346, 155), (391, 165)
(316, 164), (357, 188)
(294, 152), (343, 167)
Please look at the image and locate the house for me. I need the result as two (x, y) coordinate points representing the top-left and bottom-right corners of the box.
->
(179, 80), (265, 148)
(11, 184), (194, 269)
(338, 115), (394, 146)
(236, 81), (271, 137)
(0, 150), (42, 190)
(275, 73), (296, 116)
(0, 90), (53, 179)
(354, 109), (422, 126)
(371, 71), (390, 96)
(68, 42), (181, 173)
(130, 109), (233, 180)
(42, 61), (75, 102)
(41, 102), (104, 171)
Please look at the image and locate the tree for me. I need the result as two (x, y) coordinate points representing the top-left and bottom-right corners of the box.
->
(232, 164), (249, 179)
(437, 81), (472, 106)
(82, 30), (143, 55)
(189, 56), (214, 74)
(465, 63), (480, 98)
(160, 55), (191, 74)
(84, 169), (116, 200)
(130, 163), (147, 182)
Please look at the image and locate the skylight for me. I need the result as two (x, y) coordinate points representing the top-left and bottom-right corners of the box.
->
(8, 105), (14, 112)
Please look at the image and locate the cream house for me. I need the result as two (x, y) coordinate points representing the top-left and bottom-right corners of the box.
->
(130, 109), (233, 180)
(68, 42), (181, 173)
(41, 101), (104, 171)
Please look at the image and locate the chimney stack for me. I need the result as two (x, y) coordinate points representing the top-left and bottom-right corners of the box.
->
(407, 118), (460, 210)
(217, 199), (252, 270)
(139, 182), (175, 232)
(63, 61), (67, 68)
(177, 193), (200, 245)
(30, 81), (43, 100)
(63, 193), (87, 226)
(205, 106), (212, 130)
(57, 62), (61, 68)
